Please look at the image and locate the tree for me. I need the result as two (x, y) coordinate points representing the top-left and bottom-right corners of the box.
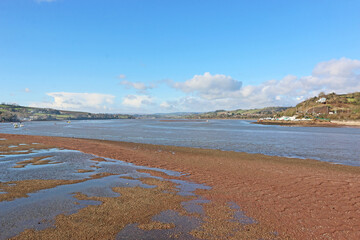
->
(318, 92), (326, 97)
(0, 112), (19, 122)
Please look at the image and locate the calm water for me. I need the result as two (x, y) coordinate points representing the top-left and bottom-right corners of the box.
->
(1, 119), (359, 166)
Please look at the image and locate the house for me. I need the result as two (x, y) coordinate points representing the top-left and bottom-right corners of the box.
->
(317, 98), (327, 104)
(278, 116), (290, 121)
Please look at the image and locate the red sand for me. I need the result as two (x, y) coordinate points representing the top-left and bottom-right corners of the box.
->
(2, 133), (360, 239)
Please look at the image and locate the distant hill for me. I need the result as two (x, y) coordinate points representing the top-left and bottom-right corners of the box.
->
(4, 92), (358, 122)
(186, 107), (289, 119)
(185, 92), (360, 121)
(0, 104), (133, 122)
(134, 112), (203, 119)
(280, 92), (360, 120)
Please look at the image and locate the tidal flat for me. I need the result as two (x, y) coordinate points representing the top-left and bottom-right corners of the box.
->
(1, 133), (360, 239)
(0, 134), (282, 240)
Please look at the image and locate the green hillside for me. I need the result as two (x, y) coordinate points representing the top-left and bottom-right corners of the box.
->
(281, 92), (360, 120)
(0, 104), (133, 122)
(185, 92), (360, 121)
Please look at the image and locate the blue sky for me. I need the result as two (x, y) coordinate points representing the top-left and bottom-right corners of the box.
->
(1, 0), (360, 113)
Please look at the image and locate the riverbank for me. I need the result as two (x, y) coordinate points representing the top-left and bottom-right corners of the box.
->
(1, 133), (360, 239)
(254, 119), (360, 128)
(331, 120), (360, 126)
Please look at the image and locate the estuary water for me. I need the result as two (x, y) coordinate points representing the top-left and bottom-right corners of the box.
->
(0, 119), (359, 166)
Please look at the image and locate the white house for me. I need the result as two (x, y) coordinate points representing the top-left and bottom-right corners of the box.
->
(317, 97), (326, 103)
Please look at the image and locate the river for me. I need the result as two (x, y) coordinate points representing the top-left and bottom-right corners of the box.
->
(1, 119), (359, 166)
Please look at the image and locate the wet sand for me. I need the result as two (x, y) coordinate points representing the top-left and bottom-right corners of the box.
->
(1, 133), (360, 239)
(0, 134), (276, 239)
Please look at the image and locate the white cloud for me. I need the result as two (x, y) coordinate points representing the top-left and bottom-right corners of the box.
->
(160, 101), (172, 109)
(25, 88), (30, 93)
(31, 92), (115, 113)
(166, 58), (360, 111)
(120, 80), (155, 91)
(312, 58), (360, 77)
(172, 72), (242, 100)
(122, 95), (153, 108)
(29, 57), (360, 114)
(117, 74), (126, 79)
(237, 58), (360, 107)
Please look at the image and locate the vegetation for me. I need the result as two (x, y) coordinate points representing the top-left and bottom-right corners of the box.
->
(0, 103), (133, 122)
(186, 107), (289, 119)
(280, 92), (360, 120)
(185, 92), (360, 121)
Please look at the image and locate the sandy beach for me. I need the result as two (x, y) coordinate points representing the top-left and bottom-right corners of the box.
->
(255, 119), (360, 128)
(1, 133), (360, 239)
(331, 120), (360, 127)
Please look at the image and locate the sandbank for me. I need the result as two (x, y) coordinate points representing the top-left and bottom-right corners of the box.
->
(1, 133), (360, 239)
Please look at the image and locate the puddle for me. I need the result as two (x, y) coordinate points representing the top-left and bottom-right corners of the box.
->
(170, 179), (211, 196)
(0, 138), (6, 141)
(182, 198), (210, 215)
(228, 202), (257, 224)
(0, 150), (32, 157)
(8, 145), (18, 148)
(91, 158), (186, 179)
(117, 210), (201, 240)
(13, 161), (62, 170)
(13, 150), (29, 152)
(0, 188), (100, 239)
(108, 160), (184, 177)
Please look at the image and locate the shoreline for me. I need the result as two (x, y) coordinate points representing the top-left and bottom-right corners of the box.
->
(2, 133), (360, 239)
(254, 119), (360, 128)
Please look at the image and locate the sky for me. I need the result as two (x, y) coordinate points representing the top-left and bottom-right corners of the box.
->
(1, 0), (360, 113)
